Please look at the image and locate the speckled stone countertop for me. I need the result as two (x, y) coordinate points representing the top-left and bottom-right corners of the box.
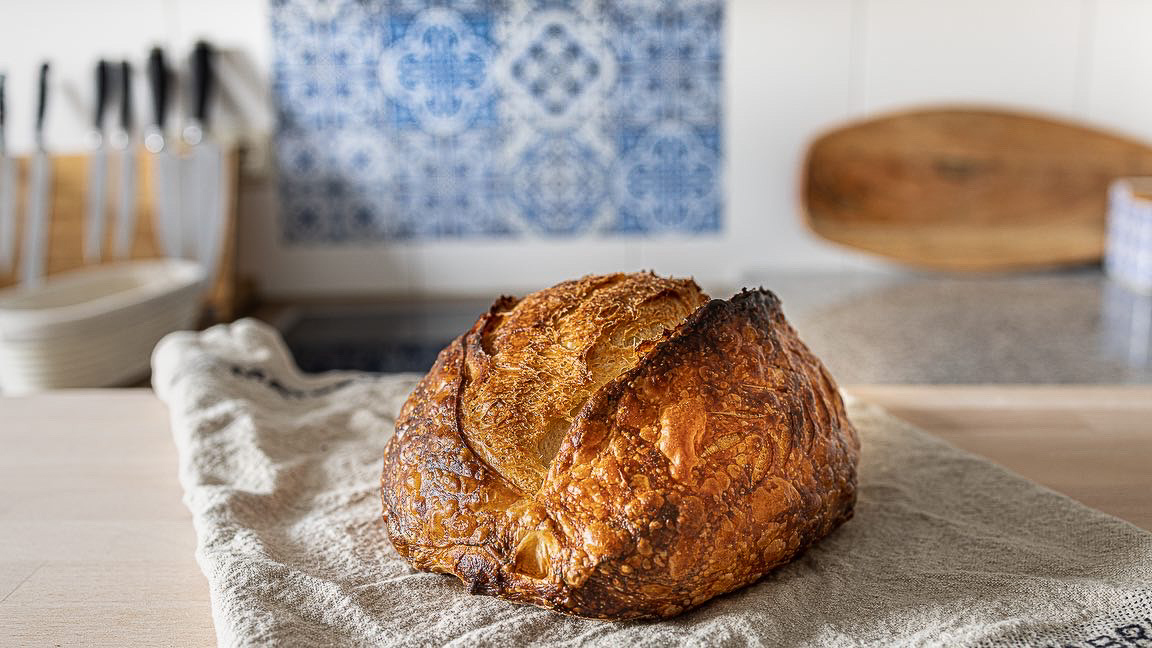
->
(733, 268), (1152, 384)
(271, 268), (1152, 385)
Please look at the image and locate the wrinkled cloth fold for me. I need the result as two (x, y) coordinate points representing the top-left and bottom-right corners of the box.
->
(152, 319), (1152, 648)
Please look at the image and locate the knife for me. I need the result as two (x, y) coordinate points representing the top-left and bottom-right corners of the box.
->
(183, 41), (227, 287)
(22, 62), (51, 288)
(84, 60), (111, 263)
(146, 47), (181, 259)
(113, 60), (137, 258)
(0, 73), (15, 273)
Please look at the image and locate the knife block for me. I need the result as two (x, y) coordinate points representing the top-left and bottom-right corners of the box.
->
(0, 149), (242, 321)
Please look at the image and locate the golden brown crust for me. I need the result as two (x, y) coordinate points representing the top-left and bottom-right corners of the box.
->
(460, 273), (708, 493)
(381, 273), (859, 620)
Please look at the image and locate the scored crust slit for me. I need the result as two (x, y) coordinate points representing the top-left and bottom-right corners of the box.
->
(380, 271), (860, 620)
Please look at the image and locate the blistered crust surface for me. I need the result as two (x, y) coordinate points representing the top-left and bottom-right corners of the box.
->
(459, 273), (707, 493)
(381, 273), (860, 620)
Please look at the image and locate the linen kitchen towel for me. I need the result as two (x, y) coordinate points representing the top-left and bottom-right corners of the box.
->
(152, 319), (1152, 648)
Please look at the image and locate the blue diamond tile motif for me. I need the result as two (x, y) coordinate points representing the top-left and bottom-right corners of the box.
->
(272, 0), (724, 242)
(510, 24), (601, 116)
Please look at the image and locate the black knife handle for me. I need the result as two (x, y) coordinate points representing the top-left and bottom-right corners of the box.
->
(0, 73), (7, 132)
(119, 61), (132, 132)
(93, 60), (109, 130)
(147, 48), (168, 129)
(36, 62), (49, 135)
(190, 41), (213, 126)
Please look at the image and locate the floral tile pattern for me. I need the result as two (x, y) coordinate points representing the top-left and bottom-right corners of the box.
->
(271, 0), (724, 242)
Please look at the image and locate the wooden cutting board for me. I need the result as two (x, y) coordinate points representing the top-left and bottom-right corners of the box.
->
(801, 108), (1152, 271)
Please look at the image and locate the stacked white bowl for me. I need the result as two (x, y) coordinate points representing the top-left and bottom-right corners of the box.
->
(0, 259), (205, 394)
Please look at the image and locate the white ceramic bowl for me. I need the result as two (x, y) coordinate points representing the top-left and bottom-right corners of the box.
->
(0, 259), (205, 393)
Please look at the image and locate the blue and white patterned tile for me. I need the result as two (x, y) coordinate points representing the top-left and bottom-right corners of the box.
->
(280, 180), (339, 243)
(612, 120), (720, 234)
(273, 0), (386, 133)
(387, 135), (515, 238)
(377, 7), (499, 137)
(610, 3), (721, 121)
(272, 0), (724, 242)
(494, 5), (617, 133)
(510, 135), (610, 235)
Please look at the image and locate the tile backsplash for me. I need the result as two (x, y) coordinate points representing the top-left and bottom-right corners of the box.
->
(3, 1), (1152, 296)
(272, 0), (723, 242)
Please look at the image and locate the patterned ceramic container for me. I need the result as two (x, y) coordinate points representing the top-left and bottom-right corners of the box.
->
(1106, 178), (1152, 294)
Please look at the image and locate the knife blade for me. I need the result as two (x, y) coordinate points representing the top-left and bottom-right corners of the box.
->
(84, 60), (111, 263)
(22, 62), (51, 288)
(146, 47), (181, 259)
(184, 41), (228, 288)
(0, 72), (15, 273)
(114, 60), (137, 258)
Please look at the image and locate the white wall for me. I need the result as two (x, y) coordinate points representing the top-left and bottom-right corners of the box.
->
(0, 0), (272, 151)
(2, 0), (1151, 297)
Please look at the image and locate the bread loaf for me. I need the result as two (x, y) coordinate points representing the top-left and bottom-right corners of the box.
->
(380, 272), (859, 620)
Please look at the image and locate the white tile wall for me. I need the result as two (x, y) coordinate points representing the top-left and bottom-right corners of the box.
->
(172, 0), (271, 71)
(0, 0), (171, 153)
(2, 0), (1151, 297)
(0, 0), (269, 155)
(860, 0), (1087, 117)
(1087, 0), (1152, 142)
(717, 0), (873, 275)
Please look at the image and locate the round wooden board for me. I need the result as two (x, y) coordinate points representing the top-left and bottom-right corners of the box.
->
(802, 107), (1152, 271)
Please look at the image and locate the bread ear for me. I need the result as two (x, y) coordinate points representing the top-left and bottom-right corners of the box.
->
(456, 273), (708, 493)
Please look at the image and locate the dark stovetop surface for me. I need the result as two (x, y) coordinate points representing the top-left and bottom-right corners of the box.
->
(269, 269), (1152, 383)
(276, 299), (491, 374)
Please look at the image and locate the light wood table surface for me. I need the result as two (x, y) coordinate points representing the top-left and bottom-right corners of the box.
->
(1, 386), (1150, 646)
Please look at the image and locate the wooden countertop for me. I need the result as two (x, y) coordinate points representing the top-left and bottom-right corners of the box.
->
(1, 386), (1150, 645)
